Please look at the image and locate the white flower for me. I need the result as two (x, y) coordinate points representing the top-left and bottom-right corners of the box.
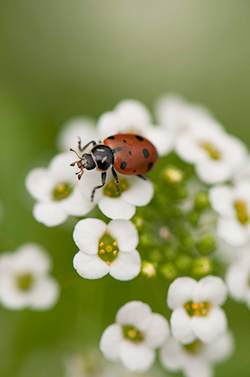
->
(176, 126), (247, 185)
(159, 332), (234, 377)
(167, 276), (228, 344)
(154, 94), (222, 137)
(209, 180), (250, 247)
(73, 218), (141, 281)
(56, 116), (98, 152)
(99, 301), (169, 372)
(26, 152), (95, 227)
(79, 170), (154, 220)
(0, 243), (60, 311)
(226, 252), (250, 309)
(97, 99), (174, 156)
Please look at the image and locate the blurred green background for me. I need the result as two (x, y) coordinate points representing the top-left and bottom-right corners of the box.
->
(0, 1), (250, 376)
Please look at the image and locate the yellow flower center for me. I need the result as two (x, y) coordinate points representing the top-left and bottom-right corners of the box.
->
(200, 142), (221, 160)
(53, 182), (73, 201)
(235, 200), (249, 225)
(103, 178), (130, 198)
(123, 325), (144, 343)
(184, 301), (211, 317)
(15, 273), (34, 291)
(98, 231), (119, 264)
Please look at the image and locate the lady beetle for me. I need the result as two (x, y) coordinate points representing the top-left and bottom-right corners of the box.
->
(70, 134), (158, 201)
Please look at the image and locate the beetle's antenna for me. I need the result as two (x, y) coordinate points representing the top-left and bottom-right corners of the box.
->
(70, 148), (81, 159)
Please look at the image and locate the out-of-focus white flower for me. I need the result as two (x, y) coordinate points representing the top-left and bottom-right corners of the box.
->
(97, 99), (174, 156)
(0, 243), (60, 311)
(176, 127), (247, 185)
(73, 219), (141, 281)
(79, 170), (154, 220)
(210, 180), (250, 247)
(159, 332), (234, 377)
(56, 116), (98, 152)
(26, 153), (95, 227)
(226, 252), (250, 309)
(154, 94), (222, 137)
(167, 276), (228, 344)
(100, 301), (169, 372)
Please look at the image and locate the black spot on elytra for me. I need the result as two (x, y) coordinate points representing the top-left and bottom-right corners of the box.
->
(120, 161), (127, 169)
(135, 135), (143, 141)
(129, 151), (132, 155)
(143, 148), (149, 158)
(123, 139), (127, 143)
(133, 169), (136, 173)
(108, 136), (115, 140)
(147, 162), (154, 171)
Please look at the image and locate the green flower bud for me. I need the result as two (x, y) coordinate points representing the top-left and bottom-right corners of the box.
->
(133, 216), (144, 229)
(148, 249), (162, 263)
(195, 192), (210, 210)
(180, 235), (194, 251)
(191, 257), (213, 278)
(173, 184), (187, 200)
(175, 254), (192, 272)
(160, 262), (178, 281)
(161, 166), (184, 185)
(189, 210), (200, 227)
(140, 233), (151, 246)
(141, 261), (157, 279)
(196, 236), (216, 255)
(164, 247), (177, 261)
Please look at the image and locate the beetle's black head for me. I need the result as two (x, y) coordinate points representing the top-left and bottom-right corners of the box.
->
(70, 150), (96, 180)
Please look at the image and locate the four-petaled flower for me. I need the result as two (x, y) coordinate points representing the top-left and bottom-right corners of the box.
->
(167, 276), (228, 344)
(0, 243), (60, 311)
(73, 218), (141, 281)
(100, 301), (169, 372)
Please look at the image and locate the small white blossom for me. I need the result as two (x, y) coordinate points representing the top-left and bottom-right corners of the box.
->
(176, 126), (247, 185)
(26, 152), (95, 227)
(100, 301), (169, 372)
(167, 276), (228, 344)
(79, 170), (154, 220)
(73, 218), (141, 281)
(226, 252), (250, 309)
(209, 180), (250, 247)
(159, 332), (234, 377)
(0, 243), (60, 311)
(97, 99), (174, 156)
(56, 116), (98, 152)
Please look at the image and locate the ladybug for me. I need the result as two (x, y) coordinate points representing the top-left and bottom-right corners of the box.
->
(70, 133), (158, 201)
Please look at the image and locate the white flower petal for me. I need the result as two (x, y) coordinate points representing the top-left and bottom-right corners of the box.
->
(121, 176), (154, 207)
(209, 186), (235, 217)
(98, 197), (135, 220)
(225, 261), (249, 301)
(217, 217), (248, 247)
(204, 331), (235, 363)
(221, 135), (247, 171)
(144, 313), (169, 348)
(33, 202), (68, 227)
(167, 277), (197, 310)
(109, 250), (141, 281)
(79, 169), (105, 203)
(14, 243), (52, 274)
(196, 160), (232, 185)
(115, 99), (152, 125)
(60, 187), (95, 216)
(108, 220), (139, 252)
(30, 276), (60, 310)
(116, 301), (152, 331)
(191, 307), (227, 343)
(193, 276), (227, 306)
(144, 126), (174, 156)
(119, 341), (155, 372)
(183, 358), (212, 377)
(48, 152), (79, 185)
(159, 337), (183, 371)
(97, 112), (121, 140)
(170, 307), (196, 345)
(100, 324), (123, 362)
(0, 275), (29, 310)
(73, 251), (109, 279)
(176, 133), (207, 163)
(25, 168), (53, 201)
(73, 218), (106, 255)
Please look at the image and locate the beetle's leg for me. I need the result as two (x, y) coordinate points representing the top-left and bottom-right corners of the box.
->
(78, 138), (97, 153)
(76, 169), (84, 180)
(111, 166), (120, 196)
(137, 174), (147, 180)
(91, 172), (107, 202)
(112, 147), (122, 154)
(70, 160), (79, 167)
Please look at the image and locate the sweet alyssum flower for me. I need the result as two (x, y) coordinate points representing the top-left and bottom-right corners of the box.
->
(97, 99), (174, 156)
(100, 301), (169, 372)
(73, 218), (141, 281)
(0, 243), (60, 311)
(226, 252), (250, 309)
(209, 180), (250, 247)
(167, 276), (228, 344)
(175, 126), (247, 185)
(79, 170), (154, 220)
(26, 152), (95, 227)
(159, 331), (234, 377)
